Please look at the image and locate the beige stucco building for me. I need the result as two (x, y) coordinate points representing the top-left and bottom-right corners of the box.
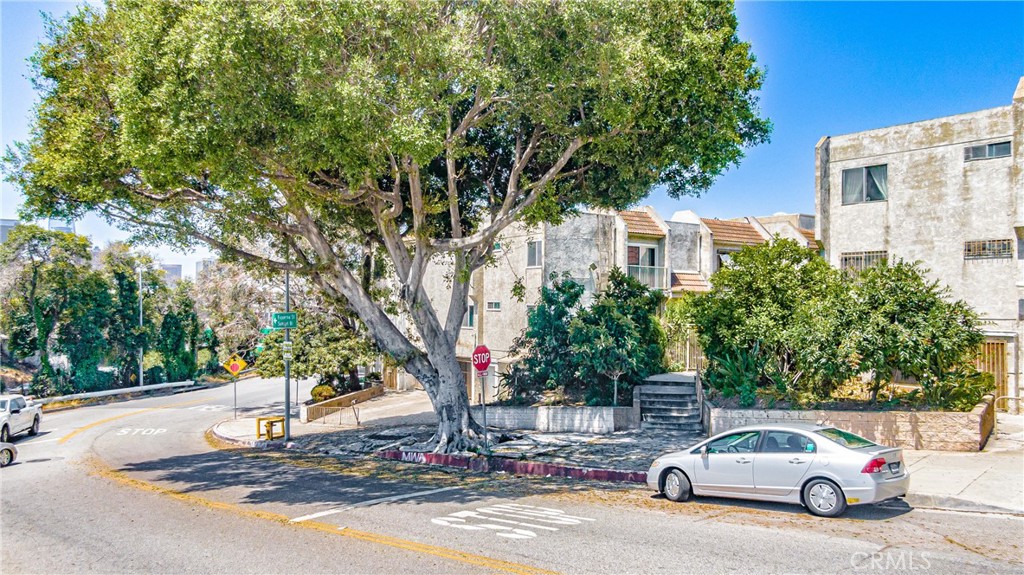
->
(411, 207), (813, 403)
(815, 77), (1024, 410)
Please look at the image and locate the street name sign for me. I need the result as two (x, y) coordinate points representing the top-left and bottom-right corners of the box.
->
(272, 312), (298, 329)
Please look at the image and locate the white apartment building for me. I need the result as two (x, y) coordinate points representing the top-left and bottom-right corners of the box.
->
(815, 77), (1024, 409)
(414, 208), (812, 403)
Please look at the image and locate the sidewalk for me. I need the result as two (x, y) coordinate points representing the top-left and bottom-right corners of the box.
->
(210, 389), (1024, 516)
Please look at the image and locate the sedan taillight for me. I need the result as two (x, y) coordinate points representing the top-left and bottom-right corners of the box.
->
(861, 457), (887, 474)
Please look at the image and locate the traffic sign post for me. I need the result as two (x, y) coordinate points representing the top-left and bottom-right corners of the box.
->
(222, 354), (248, 419)
(472, 345), (491, 454)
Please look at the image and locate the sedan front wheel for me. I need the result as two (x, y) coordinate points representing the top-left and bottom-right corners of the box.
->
(803, 478), (847, 517)
(663, 469), (691, 502)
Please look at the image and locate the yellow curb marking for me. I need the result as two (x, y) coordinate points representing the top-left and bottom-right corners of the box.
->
(87, 459), (558, 575)
(59, 398), (209, 444)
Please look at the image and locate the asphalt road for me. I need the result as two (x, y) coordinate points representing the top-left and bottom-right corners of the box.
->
(2, 378), (1022, 575)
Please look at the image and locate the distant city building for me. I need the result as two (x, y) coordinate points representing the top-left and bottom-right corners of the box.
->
(46, 218), (75, 234)
(159, 264), (183, 286)
(0, 219), (18, 244)
(196, 258), (217, 278)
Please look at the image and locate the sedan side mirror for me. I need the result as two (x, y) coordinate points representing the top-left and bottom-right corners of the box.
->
(699, 445), (708, 457)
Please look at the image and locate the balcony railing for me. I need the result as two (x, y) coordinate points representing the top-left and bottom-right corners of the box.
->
(627, 265), (668, 290)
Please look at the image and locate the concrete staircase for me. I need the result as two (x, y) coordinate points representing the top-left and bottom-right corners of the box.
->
(637, 373), (704, 434)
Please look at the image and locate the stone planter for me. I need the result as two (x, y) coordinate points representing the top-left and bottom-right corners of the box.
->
(704, 394), (995, 451)
(469, 405), (639, 434)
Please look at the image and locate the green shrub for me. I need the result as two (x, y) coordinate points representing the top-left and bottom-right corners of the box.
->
(910, 367), (995, 412)
(311, 384), (338, 403)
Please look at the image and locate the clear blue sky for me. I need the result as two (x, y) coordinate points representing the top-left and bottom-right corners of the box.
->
(3, 1), (1023, 274)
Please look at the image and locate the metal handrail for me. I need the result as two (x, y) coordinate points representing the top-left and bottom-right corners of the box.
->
(994, 396), (1022, 410)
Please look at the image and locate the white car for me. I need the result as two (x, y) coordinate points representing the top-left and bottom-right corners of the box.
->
(0, 442), (17, 467)
(647, 423), (910, 517)
(0, 394), (42, 442)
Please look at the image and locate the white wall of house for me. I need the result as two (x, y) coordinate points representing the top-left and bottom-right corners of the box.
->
(816, 77), (1024, 409)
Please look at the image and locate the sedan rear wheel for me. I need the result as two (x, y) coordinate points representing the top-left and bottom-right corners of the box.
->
(0, 448), (12, 467)
(663, 469), (691, 502)
(803, 478), (847, 517)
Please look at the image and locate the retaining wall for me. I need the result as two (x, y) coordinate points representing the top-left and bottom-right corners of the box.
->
(706, 394), (996, 451)
(469, 405), (639, 434)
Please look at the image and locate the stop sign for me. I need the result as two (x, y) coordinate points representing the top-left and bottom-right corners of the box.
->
(472, 345), (491, 372)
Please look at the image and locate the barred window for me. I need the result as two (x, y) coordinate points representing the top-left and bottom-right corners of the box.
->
(964, 239), (1013, 260)
(840, 251), (887, 273)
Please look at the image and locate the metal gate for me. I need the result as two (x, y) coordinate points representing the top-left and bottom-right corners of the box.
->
(975, 340), (1008, 409)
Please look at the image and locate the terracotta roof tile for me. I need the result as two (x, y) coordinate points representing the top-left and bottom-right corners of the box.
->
(671, 272), (710, 293)
(619, 210), (665, 237)
(799, 228), (817, 245)
(702, 218), (765, 245)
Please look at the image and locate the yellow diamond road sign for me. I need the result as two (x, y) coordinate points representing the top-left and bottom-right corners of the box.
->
(223, 354), (248, 376)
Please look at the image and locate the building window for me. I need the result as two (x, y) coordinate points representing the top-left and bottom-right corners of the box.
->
(463, 300), (475, 328)
(486, 301), (501, 312)
(527, 241), (542, 267)
(840, 251), (887, 273)
(526, 304), (537, 316)
(964, 141), (1011, 161)
(842, 165), (888, 205)
(964, 239), (1013, 260)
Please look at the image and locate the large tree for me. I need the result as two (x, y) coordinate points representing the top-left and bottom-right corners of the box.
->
(6, 1), (769, 451)
(0, 226), (92, 393)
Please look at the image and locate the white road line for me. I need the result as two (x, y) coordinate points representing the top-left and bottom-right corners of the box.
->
(19, 438), (61, 445)
(290, 486), (461, 523)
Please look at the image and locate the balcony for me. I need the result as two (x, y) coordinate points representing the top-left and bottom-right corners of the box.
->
(627, 265), (668, 290)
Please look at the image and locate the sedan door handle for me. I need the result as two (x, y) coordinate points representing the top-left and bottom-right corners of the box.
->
(788, 458), (806, 464)
(736, 458), (752, 464)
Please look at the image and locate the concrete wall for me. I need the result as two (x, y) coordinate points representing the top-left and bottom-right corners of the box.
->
(665, 221), (701, 272)
(469, 405), (639, 433)
(706, 395), (996, 452)
(816, 79), (1024, 408)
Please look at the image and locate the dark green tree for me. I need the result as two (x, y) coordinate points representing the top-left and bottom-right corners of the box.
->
(690, 239), (852, 401)
(54, 270), (114, 392)
(98, 244), (164, 387)
(852, 260), (984, 402)
(7, 1), (769, 451)
(0, 225), (91, 394)
(504, 274), (586, 403)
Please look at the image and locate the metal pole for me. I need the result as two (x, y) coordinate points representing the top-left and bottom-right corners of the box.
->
(284, 253), (291, 442)
(138, 267), (144, 387)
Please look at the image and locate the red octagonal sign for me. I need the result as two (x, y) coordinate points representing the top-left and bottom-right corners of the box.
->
(472, 345), (491, 372)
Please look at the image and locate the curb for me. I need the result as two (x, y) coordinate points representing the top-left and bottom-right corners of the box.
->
(209, 421), (298, 450)
(376, 450), (647, 483)
(902, 493), (1024, 516)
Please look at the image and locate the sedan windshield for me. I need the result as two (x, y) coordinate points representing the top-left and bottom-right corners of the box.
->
(814, 428), (876, 449)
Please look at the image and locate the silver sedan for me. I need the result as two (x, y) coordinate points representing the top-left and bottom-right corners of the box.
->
(647, 423), (910, 517)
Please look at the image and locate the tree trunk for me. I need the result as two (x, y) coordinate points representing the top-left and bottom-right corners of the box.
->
(422, 351), (485, 453)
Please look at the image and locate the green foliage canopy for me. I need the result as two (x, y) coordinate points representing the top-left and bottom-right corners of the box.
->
(5, 0), (769, 448)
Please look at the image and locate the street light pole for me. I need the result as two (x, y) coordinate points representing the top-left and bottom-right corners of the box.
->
(0, 333), (7, 394)
(138, 266), (144, 387)
(284, 250), (291, 442)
